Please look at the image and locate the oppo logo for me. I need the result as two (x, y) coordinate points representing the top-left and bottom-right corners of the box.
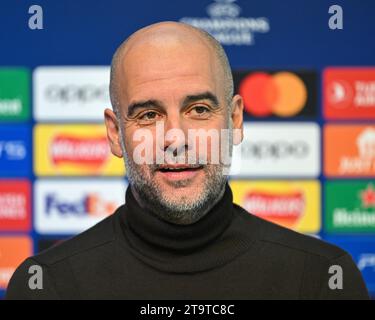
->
(45, 85), (109, 103)
(241, 140), (309, 159)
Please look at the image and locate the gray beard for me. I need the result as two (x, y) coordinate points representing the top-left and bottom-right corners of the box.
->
(124, 154), (227, 225)
(118, 120), (233, 225)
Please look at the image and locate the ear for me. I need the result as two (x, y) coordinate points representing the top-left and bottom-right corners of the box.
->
(230, 94), (244, 145)
(104, 108), (123, 158)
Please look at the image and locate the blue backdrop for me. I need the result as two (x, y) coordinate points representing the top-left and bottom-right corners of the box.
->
(0, 0), (375, 298)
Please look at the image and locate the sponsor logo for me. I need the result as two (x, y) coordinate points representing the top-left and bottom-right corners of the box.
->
(230, 122), (320, 177)
(240, 140), (309, 159)
(324, 67), (375, 119)
(44, 84), (108, 103)
(50, 135), (109, 168)
(45, 193), (117, 217)
(33, 66), (110, 121)
(0, 140), (26, 161)
(230, 180), (321, 233)
(34, 124), (125, 176)
(325, 181), (375, 233)
(35, 179), (127, 234)
(326, 80), (353, 107)
(0, 125), (31, 176)
(233, 70), (317, 118)
(0, 180), (31, 232)
(358, 254), (375, 272)
(0, 68), (30, 121)
(0, 237), (32, 289)
(179, 0), (270, 46)
(324, 125), (375, 177)
(243, 190), (305, 228)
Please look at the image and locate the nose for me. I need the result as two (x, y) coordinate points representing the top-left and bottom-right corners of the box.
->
(157, 110), (189, 159)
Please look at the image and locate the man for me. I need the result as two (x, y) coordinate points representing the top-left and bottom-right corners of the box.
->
(6, 21), (369, 299)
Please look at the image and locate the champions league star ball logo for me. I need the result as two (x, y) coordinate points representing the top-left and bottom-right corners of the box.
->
(180, 0), (270, 46)
(206, 0), (241, 18)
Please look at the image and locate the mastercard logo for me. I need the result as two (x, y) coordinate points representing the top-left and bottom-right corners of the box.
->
(239, 72), (308, 117)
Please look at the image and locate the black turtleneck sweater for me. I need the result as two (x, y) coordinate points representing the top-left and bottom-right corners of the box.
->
(6, 183), (369, 299)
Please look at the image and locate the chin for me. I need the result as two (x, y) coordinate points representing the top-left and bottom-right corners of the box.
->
(163, 190), (200, 204)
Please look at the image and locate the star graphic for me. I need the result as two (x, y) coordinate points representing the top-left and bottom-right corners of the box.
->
(360, 184), (375, 208)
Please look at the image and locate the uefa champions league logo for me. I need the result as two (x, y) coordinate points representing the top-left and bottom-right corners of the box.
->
(180, 0), (270, 46)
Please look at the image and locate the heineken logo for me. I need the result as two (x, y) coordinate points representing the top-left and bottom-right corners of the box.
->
(326, 181), (375, 233)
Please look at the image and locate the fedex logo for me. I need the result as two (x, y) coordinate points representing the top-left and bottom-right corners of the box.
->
(45, 193), (116, 216)
(35, 179), (126, 234)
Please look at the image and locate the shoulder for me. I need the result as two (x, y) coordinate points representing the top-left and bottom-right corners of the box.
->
(233, 203), (346, 260)
(33, 206), (122, 266)
(12, 204), (121, 275)
(233, 204), (369, 299)
(5, 206), (124, 299)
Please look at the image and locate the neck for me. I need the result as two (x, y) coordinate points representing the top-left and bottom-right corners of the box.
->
(122, 182), (233, 251)
(129, 183), (227, 225)
(118, 182), (255, 273)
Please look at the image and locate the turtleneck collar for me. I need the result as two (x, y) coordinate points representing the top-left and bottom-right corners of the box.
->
(118, 182), (254, 273)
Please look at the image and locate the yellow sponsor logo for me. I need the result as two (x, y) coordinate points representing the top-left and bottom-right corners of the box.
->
(34, 124), (125, 176)
(230, 180), (320, 233)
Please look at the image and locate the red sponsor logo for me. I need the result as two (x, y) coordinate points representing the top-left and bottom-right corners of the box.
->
(50, 135), (109, 168)
(238, 71), (308, 117)
(0, 180), (31, 231)
(243, 191), (305, 228)
(360, 183), (375, 208)
(324, 67), (375, 119)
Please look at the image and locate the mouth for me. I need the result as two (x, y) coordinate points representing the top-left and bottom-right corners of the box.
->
(155, 164), (204, 181)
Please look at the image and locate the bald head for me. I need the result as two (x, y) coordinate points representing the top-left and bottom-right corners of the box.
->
(104, 21), (244, 225)
(109, 21), (234, 118)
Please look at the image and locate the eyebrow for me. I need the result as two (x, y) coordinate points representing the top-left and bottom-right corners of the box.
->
(126, 91), (220, 117)
(127, 99), (164, 117)
(182, 91), (219, 109)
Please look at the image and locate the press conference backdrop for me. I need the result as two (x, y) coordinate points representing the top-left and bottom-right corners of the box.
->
(0, 0), (375, 298)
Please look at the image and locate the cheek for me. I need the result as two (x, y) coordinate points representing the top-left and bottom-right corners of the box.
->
(122, 129), (140, 163)
(124, 126), (159, 165)
(188, 121), (228, 163)
(123, 134), (132, 155)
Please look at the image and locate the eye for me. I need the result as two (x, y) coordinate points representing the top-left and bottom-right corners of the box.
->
(188, 105), (211, 118)
(194, 106), (209, 114)
(139, 111), (159, 121)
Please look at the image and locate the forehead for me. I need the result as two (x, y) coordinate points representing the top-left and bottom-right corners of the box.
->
(117, 35), (224, 104)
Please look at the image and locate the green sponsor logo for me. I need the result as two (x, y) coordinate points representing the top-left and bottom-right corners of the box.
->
(0, 68), (30, 121)
(325, 181), (375, 233)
